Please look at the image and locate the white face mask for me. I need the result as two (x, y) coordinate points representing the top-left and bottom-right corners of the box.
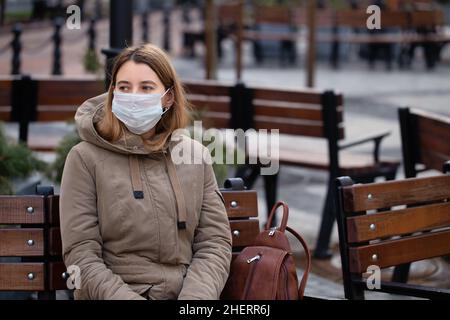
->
(112, 87), (171, 135)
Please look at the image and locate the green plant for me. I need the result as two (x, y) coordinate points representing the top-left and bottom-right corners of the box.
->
(83, 48), (103, 74)
(0, 123), (47, 195)
(45, 129), (81, 184)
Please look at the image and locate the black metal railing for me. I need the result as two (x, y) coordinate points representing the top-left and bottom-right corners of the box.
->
(1, 17), (98, 75)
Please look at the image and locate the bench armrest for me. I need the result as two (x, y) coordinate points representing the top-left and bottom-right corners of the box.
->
(338, 131), (391, 163)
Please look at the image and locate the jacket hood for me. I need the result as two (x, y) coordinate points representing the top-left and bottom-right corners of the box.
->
(75, 93), (187, 228)
(75, 92), (177, 155)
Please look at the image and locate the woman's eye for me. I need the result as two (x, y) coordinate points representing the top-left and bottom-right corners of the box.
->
(142, 86), (154, 91)
(118, 87), (129, 92)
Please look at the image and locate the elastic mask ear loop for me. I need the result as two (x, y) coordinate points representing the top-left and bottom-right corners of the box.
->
(161, 86), (174, 114)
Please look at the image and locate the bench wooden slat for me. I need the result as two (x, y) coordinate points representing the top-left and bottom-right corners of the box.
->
(37, 110), (77, 122)
(421, 149), (450, 174)
(253, 102), (344, 123)
(346, 201), (450, 243)
(410, 10), (445, 27)
(0, 106), (10, 121)
(0, 228), (44, 256)
(222, 190), (258, 218)
(253, 102), (322, 121)
(217, 2), (242, 25)
(188, 97), (230, 114)
(317, 32), (450, 44)
(336, 10), (410, 28)
(254, 5), (292, 24)
(254, 118), (345, 139)
(254, 118), (324, 137)
(0, 80), (11, 106)
(378, 11), (410, 28)
(335, 10), (370, 28)
(342, 175), (450, 212)
(243, 31), (298, 42)
(229, 219), (260, 248)
(292, 8), (335, 28)
(416, 113), (450, 170)
(419, 132), (450, 162)
(37, 80), (104, 105)
(252, 87), (328, 105)
(415, 110), (450, 137)
(348, 229), (450, 273)
(198, 113), (230, 129)
(0, 196), (45, 224)
(184, 81), (232, 96)
(0, 263), (45, 290)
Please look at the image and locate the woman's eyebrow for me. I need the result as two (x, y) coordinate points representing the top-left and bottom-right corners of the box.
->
(141, 80), (157, 85)
(116, 80), (130, 86)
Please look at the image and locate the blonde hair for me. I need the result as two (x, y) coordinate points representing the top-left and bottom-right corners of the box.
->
(96, 44), (190, 152)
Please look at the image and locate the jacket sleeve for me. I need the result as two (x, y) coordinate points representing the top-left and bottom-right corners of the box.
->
(59, 147), (145, 300)
(178, 152), (232, 300)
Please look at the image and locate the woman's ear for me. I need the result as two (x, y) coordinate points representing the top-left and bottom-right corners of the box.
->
(163, 89), (175, 109)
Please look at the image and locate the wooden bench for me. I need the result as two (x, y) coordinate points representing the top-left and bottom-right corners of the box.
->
(247, 5), (298, 65)
(305, 8), (449, 69)
(393, 107), (450, 282)
(0, 185), (66, 299)
(0, 75), (104, 152)
(0, 76), (400, 258)
(184, 80), (400, 258)
(0, 178), (263, 299)
(399, 107), (450, 178)
(182, 2), (243, 59)
(335, 161), (450, 300)
(183, 3), (299, 65)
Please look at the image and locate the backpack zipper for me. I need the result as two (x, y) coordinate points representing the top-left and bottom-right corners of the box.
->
(243, 253), (262, 299)
(246, 254), (261, 263)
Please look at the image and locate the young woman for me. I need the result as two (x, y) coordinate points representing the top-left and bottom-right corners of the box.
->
(59, 44), (232, 300)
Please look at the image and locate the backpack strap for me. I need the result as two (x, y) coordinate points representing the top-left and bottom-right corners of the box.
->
(265, 201), (289, 232)
(265, 201), (312, 299)
(286, 226), (312, 300)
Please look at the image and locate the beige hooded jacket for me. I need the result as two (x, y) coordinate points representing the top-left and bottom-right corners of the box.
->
(59, 93), (232, 300)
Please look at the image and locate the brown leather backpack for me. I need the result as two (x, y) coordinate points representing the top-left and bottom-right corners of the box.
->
(221, 201), (311, 300)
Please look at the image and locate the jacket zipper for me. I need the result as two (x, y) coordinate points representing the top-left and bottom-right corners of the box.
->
(242, 254), (261, 299)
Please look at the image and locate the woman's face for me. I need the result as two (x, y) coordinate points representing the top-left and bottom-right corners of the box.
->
(114, 60), (173, 106)
(113, 60), (174, 138)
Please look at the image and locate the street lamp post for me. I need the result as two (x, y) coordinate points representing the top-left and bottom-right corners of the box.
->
(101, 0), (133, 89)
(204, 0), (217, 80)
(305, 0), (316, 88)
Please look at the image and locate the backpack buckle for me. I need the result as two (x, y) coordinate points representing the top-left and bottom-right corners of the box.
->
(268, 227), (278, 236)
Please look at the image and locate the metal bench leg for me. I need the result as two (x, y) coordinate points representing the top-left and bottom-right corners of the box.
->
(392, 264), (411, 283)
(384, 43), (393, 71)
(235, 164), (260, 189)
(263, 172), (278, 227)
(314, 182), (335, 259)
